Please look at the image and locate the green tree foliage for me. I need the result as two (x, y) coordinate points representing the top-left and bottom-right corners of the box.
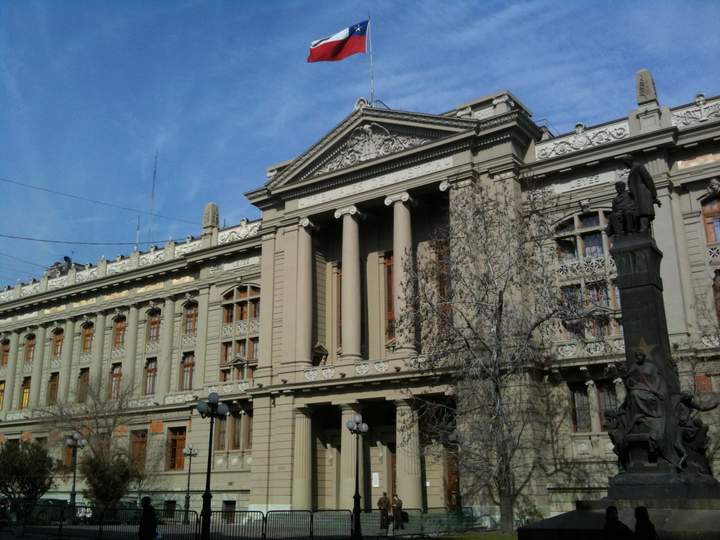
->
(0, 441), (56, 519)
(78, 451), (141, 514)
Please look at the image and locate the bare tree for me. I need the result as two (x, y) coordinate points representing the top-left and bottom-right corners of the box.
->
(400, 177), (585, 532)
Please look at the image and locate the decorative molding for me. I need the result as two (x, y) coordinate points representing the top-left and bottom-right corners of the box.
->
(75, 267), (98, 284)
(304, 369), (318, 381)
(181, 334), (196, 348)
(671, 94), (720, 128)
(145, 341), (160, 354)
(111, 346), (125, 359)
(557, 256), (616, 280)
(79, 352), (93, 365)
(139, 249), (166, 267)
(535, 121), (629, 161)
(701, 334), (720, 348)
(218, 221), (262, 245)
(556, 344), (578, 359)
(384, 192), (412, 206)
(175, 240), (202, 256)
(373, 360), (388, 373)
(107, 259), (135, 275)
(334, 205), (363, 220)
(48, 275), (71, 290)
(355, 362), (370, 375)
(20, 283), (41, 297)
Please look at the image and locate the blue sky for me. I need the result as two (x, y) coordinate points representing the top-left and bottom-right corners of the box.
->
(1, 0), (719, 287)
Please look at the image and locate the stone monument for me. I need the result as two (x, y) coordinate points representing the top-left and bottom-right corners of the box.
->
(519, 158), (720, 539)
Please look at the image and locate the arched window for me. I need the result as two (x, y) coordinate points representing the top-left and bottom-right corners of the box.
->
(219, 285), (260, 382)
(147, 309), (161, 343)
(183, 302), (198, 336)
(24, 334), (36, 363)
(702, 197), (720, 245)
(81, 323), (94, 353)
(113, 316), (127, 348)
(52, 328), (64, 358)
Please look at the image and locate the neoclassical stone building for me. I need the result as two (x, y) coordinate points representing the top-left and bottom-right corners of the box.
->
(0, 70), (719, 518)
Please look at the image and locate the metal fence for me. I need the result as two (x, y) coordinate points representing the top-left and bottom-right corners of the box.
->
(10, 503), (478, 539)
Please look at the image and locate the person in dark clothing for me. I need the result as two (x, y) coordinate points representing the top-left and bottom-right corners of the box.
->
(634, 506), (658, 540)
(391, 494), (403, 530)
(377, 492), (390, 529)
(138, 497), (158, 540)
(603, 506), (633, 539)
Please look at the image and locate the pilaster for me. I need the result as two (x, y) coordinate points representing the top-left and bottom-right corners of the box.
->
(59, 318), (75, 403)
(29, 325), (46, 408)
(395, 400), (423, 509)
(2, 332), (19, 412)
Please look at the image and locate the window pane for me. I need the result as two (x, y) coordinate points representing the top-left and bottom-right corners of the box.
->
(588, 282), (609, 307)
(571, 385), (591, 432)
(582, 232), (604, 258)
(556, 237), (578, 263)
(579, 212), (600, 228)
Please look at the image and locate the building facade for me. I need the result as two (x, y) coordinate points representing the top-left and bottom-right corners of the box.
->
(0, 70), (719, 519)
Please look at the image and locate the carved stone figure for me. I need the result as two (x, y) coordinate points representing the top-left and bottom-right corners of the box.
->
(675, 391), (719, 476)
(606, 181), (637, 236)
(605, 407), (628, 471)
(623, 157), (661, 233)
(624, 352), (667, 456)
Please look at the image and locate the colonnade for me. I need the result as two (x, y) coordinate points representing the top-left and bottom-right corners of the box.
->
(291, 399), (424, 511)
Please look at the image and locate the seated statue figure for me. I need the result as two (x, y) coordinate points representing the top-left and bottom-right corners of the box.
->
(607, 181), (637, 236)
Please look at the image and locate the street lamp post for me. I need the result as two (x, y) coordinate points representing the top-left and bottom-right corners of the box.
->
(196, 392), (229, 540)
(64, 431), (87, 516)
(182, 443), (198, 523)
(346, 413), (369, 540)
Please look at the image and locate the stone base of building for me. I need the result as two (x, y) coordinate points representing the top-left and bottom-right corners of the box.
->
(518, 498), (720, 540)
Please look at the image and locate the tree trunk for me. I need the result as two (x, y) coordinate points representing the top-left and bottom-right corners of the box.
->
(499, 493), (514, 533)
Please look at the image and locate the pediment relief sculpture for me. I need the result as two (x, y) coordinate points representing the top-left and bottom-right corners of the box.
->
(303, 123), (432, 180)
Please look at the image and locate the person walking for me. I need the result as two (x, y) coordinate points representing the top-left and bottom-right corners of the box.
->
(377, 492), (390, 529)
(602, 506), (633, 540)
(391, 494), (403, 530)
(138, 497), (158, 540)
(634, 506), (658, 540)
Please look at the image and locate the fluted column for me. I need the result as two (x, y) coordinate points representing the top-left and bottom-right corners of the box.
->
(59, 319), (75, 403)
(334, 206), (363, 362)
(29, 325), (46, 408)
(395, 400), (423, 509)
(384, 192), (416, 355)
(291, 407), (313, 510)
(297, 219), (315, 366)
(125, 305), (139, 394)
(91, 312), (107, 391)
(586, 380), (601, 433)
(339, 404), (365, 510)
(3, 332), (19, 412)
(157, 297), (176, 399)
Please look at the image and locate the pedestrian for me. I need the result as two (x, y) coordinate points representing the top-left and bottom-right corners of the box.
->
(634, 506), (658, 540)
(391, 494), (403, 530)
(377, 492), (390, 529)
(602, 506), (633, 540)
(138, 497), (158, 540)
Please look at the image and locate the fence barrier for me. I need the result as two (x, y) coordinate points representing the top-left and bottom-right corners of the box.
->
(10, 503), (481, 539)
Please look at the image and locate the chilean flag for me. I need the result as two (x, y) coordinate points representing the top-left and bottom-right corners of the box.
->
(307, 20), (368, 63)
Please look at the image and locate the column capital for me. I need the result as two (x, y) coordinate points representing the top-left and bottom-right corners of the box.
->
(334, 205), (364, 220)
(338, 402), (362, 413)
(613, 377), (624, 386)
(384, 192), (413, 206)
(299, 217), (317, 230)
(584, 379), (596, 388)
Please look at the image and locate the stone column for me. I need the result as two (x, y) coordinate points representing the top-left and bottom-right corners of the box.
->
(3, 332), (19, 412)
(334, 206), (363, 362)
(59, 319), (75, 402)
(395, 400), (423, 509)
(586, 380), (602, 433)
(291, 407), (313, 510)
(339, 404), (365, 510)
(157, 297), (176, 399)
(384, 192), (416, 355)
(296, 219), (316, 367)
(29, 325), (47, 408)
(125, 305), (139, 394)
(91, 312), (107, 391)
(194, 288), (210, 389)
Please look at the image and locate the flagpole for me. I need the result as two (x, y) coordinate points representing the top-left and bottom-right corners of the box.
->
(368, 15), (375, 106)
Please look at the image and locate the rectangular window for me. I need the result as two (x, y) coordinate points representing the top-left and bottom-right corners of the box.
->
(244, 412), (253, 450)
(579, 212), (600, 228)
(81, 325), (94, 353)
(221, 342), (232, 365)
(1, 340), (10, 366)
(109, 363), (122, 400)
(52, 331), (64, 358)
(587, 282), (609, 308)
(236, 340), (247, 360)
(131, 430), (147, 472)
(20, 377), (31, 409)
(230, 415), (242, 450)
(183, 305), (198, 336)
(582, 232), (604, 259)
(222, 501), (236, 524)
(180, 352), (194, 391)
(248, 338), (258, 362)
(0, 381), (4, 410)
(167, 427), (186, 471)
(223, 305), (234, 324)
(570, 384), (591, 432)
(77, 368), (90, 403)
(385, 253), (395, 341)
(598, 382), (618, 431)
(144, 359), (157, 395)
(215, 417), (227, 451)
(63, 445), (75, 468)
(250, 299), (260, 320)
(163, 500), (177, 519)
(113, 319), (126, 348)
(47, 373), (59, 405)
(237, 303), (249, 321)
(556, 237), (578, 263)
(589, 318), (610, 338)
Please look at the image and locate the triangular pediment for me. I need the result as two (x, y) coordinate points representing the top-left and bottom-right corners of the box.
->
(267, 106), (475, 190)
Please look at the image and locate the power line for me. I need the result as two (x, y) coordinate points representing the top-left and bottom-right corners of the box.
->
(0, 252), (47, 268)
(0, 175), (198, 225)
(0, 232), (166, 246)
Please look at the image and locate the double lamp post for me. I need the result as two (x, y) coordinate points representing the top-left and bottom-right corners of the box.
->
(64, 431), (87, 513)
(346, 413), (369, 540)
